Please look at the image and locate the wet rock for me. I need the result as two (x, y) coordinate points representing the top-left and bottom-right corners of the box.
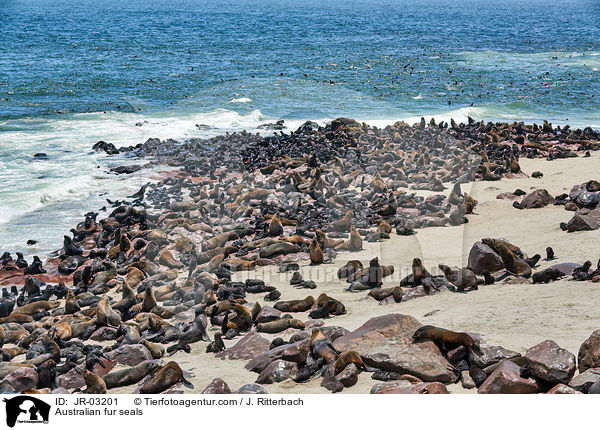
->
(2, 367), (38, 392)
(255, 359), (298, 384)
(333, 314), (456, 383)
(477, 361), (539, 394)
(110, 165), (141, 174)
(525, 340), (576, 385)
(216, 331), (271, 360)
(92, 141), (119, 155)
(569, 368), (600, 392)
(202, 378), (231, 394)
(111, 344), (153, 367)
(233, 384), (268, 394)
(467, 241), (504, 274)
(578, 329), (600, 373)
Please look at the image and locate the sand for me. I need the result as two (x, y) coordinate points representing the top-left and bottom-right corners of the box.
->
(113, 151), (600, 394)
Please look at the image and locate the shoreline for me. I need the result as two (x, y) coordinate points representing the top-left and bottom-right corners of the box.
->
(1, 116), (599, 394)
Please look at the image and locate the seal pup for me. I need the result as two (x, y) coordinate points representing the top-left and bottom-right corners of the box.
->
(309, 329), (338, 364)
(139, 361), (194, 394)
(79, 370), (107, 394)
(545, 247), (556, 261)
(368, 286), (403, 302)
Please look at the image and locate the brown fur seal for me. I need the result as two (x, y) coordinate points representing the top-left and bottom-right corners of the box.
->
(481, 238), (524, 257)
(269, 214), (284, 237)
(139, 361), (194, 393)
(464, 192), (477, 214)
(309, 329), (338, 363)
(438, 264), (478, 291)
(11, 300), (60, 316)
(126, 266), (145, 289)
(412, 325), (480, 354)
(368, 286), (403, 302)
(141, 339), (165, 359)
(256, 318), (305, 333)
(96, 295), (122, 327)
(327, 211), (353, 232)
(49, 321), (72, 341)
(337, 260), (363, 279)
(315, 229), (343, 250)
(315, 293), (346, 315)
(81, 370), (107, 394)
(334, 226), (362, 251)
(158, 249), (184, 269)
(274, 296), (315, 312)
(496, 243), (532, 278)
(376, 220), (392, 234)
(412, 258), (432, 285)
(103, 360), (162, 389)
(309, 238), (324, 265)
(64, 289), (80, 314)
(333, 350), (367, 374)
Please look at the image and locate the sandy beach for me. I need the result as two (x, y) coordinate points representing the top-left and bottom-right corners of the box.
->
(110, 150), (600, 394)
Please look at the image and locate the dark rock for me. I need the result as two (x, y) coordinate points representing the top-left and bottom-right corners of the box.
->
(333, 314), (456, 383)
(524, 340), (576, 385)
(467, 241), (504, 274)
(202, 378), (231, 394)
(578, 329), (600, 373)
(470, 345), (521, 368)
(477, 361), (539, 394)
(216, 331), (271, 360)
(255, 360), (298, 384)
(233, 384), (268, 394)
(569, 368), (600, 392)
(111, 344), (153, 367)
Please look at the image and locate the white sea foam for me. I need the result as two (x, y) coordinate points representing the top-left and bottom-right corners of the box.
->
(229, 97), (252, 103)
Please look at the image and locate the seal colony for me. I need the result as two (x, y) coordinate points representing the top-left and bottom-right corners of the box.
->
(1, 117), (600, 394)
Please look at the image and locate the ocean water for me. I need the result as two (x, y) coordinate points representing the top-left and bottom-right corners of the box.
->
(1, 0), (599, 257)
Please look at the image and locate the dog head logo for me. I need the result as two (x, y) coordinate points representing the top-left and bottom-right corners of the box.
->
(3, 396), (50, 427)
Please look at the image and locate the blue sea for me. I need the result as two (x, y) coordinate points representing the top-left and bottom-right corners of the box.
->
(1, 0), (599, 257)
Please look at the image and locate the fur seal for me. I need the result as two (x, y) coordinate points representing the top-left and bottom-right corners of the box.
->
(309, 238), (324, 265)
(96, 295), (122, 327)
(438, 264), (478, 291)
(309, 329), (338, 363)
(337, 260), (363, 279)
(333, 350), (367, 374)
(158, 249), (184, 269)
(368, 286), (403, 302)
(256, 318), (305, 333)
(412, 258), (432, 285)
(139, 361), (194, 394)
(495, 243), (532, 278)
(141, 339), (165, 359)
(274, 296), (315, 312)
(11, 300), (59, 316)
(268, 214), (284, 237)
(327, 211), (352, 232)
(413, 325), (480, 355)
(81, 370), (107, 394)
(64, 289), (81, 314)
(334, 226), (362, 251)
(103, 360), (162, 389)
